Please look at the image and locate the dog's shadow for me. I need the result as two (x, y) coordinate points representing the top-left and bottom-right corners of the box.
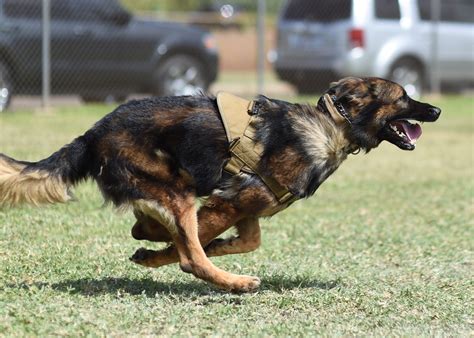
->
(12, 275), (340, 297)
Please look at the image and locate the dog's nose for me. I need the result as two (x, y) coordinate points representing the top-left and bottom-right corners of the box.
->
(429, 107), (441, 120)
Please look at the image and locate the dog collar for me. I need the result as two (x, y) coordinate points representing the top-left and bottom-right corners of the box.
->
(322, 94), (352, 125)
(320, 94), (360, 155)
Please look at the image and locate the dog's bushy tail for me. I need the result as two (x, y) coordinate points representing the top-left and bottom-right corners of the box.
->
(0, 136), (93, 206)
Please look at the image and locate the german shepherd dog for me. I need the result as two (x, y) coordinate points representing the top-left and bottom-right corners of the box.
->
(0, 77), (440, 292)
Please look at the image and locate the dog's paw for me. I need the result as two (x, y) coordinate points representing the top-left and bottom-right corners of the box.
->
(230, 275), (261, 293)
(129, 247), (154, 266)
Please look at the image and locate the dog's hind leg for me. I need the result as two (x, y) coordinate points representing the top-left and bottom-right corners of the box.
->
(130, 180), (276, 274)
(133, 196), (260, 292)
(166, 197), (261, 292)
(131, 209), (172, 242)
(131, 216), (260, 266)
(132, 199), (192, 269)
(131, 195), (243, 267)
(204, 217), (261, 257)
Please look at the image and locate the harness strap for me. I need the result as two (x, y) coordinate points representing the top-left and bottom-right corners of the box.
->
(321, 94), (361, 154)
(223, 114), (297, 205)
(216, 92), (255, 142)
(217, 92), (298, 206)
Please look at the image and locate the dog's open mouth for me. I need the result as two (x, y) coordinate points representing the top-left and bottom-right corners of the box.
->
(385, 119), (422, 150)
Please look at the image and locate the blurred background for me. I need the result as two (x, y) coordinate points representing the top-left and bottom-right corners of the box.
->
(0, 0), (472, 112)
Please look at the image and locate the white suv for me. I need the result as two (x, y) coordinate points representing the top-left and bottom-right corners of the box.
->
(274, 0), (474, 97)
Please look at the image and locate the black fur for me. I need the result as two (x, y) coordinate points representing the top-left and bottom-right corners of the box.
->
(3, 78), (441, 209)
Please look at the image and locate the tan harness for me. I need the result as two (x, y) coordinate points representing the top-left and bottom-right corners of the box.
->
(216, 92), (357, 207)
(216, 92), (297, 205)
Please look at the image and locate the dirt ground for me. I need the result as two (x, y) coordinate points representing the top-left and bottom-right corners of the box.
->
(210, 28), (295, 96)
(214, 28), (276, 71)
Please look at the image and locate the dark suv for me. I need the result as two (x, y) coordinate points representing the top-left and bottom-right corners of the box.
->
(0, 0), (219, 111)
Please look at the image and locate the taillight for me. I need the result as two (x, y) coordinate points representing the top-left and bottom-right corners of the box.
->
(349, 28), (364, 49)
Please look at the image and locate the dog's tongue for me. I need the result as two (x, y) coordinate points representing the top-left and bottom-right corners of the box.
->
(394, 120), (422, 142)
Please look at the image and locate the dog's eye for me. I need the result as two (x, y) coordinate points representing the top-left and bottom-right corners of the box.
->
(397, 92), (408, 103)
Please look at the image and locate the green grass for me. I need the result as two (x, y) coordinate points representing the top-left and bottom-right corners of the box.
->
(0, 95), (473, 336)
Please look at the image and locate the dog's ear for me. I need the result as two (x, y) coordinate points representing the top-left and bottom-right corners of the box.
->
(255, 95), (281, 111)
(327, 77), (365, 98)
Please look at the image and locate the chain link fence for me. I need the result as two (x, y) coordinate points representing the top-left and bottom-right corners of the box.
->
(0, 0), (472, 112)
(272, 0), (473, 98)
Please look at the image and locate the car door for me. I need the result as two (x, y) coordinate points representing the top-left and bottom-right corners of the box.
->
(49, 0), (87, 92)
(55, 0), (133, 93)
(1, 0), (43, 93)
(83, 0), (165, 89)
(276, 0), (353, 70)
(0, 0), (126, 94)
(436, 0), (474, 82)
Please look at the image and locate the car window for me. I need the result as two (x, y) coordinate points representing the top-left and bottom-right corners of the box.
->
(418, 0), (474, 23)
(4, 0), (42, 19)
(2, 0), (117, 22)
(440, 0), (474, 23)
(50, 0), (73, 21)
(417, 0), (431, 20)
(375, 0), (401, 20)
(4, 0), (72, 21)
(68, 0), (131, 23)
(282, 0), (351, 22)
(66, 1), (102, 22)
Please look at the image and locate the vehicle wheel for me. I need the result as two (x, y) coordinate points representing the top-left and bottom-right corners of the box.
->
(154, 54), (208, 96)
(389, 58), (424, 98)
(0, 62), (13, 112)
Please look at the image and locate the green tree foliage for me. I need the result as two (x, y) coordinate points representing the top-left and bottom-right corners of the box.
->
(120, 0), (285, 14)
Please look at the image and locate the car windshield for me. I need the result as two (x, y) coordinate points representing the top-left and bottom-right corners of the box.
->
(283, 0), (352, 22)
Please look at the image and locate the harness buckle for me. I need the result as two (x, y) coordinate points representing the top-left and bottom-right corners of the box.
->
(228, 137), (240, 150)
(247, 100), (257, 116)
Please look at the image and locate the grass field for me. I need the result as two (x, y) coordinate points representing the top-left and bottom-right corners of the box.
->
(0, 95), (472, 336)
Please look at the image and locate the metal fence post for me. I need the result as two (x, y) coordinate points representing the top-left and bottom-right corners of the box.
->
(430, 0), (441, 94)
(257, 0), (266, 94)
(42, 0), (51, 110)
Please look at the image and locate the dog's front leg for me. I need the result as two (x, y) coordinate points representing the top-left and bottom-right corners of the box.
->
(131, 196), (260, 292)
(204, 217), (261, 256)
(169, 198), (261, 292)
(131, 215), (260, 267)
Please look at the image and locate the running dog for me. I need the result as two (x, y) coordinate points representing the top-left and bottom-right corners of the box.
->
(0, 77), (441, 292)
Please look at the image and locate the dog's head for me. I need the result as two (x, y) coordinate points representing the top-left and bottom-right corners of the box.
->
(324, 77), (441, 151)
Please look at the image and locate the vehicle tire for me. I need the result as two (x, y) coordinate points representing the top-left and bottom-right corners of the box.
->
(0, 61), (13, 112)
(389, 58), (424, 98)
(154, 54), (208, 96)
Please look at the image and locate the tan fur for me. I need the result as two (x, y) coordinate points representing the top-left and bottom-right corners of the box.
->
(268, 147), (308, 187)
(0, 157), (71, 206)
(291, 108), (351, 169)
(132, 199), (177, 236)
